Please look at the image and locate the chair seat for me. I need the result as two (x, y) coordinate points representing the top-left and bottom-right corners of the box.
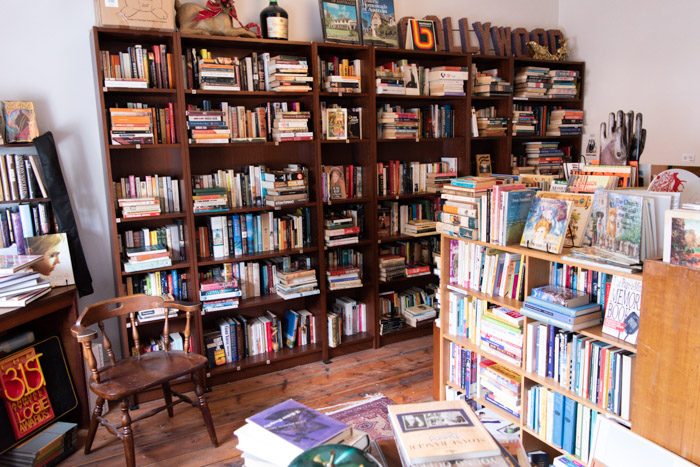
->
(90, 351), (208, 400)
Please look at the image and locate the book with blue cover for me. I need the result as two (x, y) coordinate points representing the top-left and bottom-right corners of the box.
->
(552, 392), (564, 448)
(502, 189), (536, 245)
(232, 215), (243, 256)
(524, 296), (600, 317)
(284, 309), (299, 349)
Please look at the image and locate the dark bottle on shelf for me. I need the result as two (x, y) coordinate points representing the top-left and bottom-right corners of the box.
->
(260, 0), (289, 40)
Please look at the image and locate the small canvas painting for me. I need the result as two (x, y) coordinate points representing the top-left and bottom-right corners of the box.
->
(359, 0), (398, 47)
(520, 197), (573, 254)
(320, 0), (362, 44)
(664, 209), (700, 269)
(26, 233), (75, 287)
(3, 101), (39, 143)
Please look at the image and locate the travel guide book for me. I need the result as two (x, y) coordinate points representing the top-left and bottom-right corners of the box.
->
(359, 0), (398, 47)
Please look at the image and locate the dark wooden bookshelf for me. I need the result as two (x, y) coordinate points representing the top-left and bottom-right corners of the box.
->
(92, 27), (585, 395)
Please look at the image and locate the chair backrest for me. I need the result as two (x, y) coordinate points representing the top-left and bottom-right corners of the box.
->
(75, 294), (193, 366)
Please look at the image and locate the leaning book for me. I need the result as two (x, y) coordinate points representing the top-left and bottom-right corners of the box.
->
(388, 399), (501, 465)
(520, 196), (573, 254)
(663, 208), (700, 269)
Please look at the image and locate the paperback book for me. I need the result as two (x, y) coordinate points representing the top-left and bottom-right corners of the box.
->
(520, 196), (573, 254)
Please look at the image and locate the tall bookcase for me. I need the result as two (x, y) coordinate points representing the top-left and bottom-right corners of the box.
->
(92, 26), (585, 395)
(437, 234), (638, 462)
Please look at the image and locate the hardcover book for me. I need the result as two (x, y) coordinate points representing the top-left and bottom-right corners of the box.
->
(2, 102), (39, 143)
(602, 275), (642, 345)
(502, 190), (536, 245)
(405, 19), (437, 51)
(26, 233), (75, 287)
(537, 192), (594, 247)
(588, 190), (644, 266)
(663, 208), (700, 269)
(320, 0), (362, 45)
(520, 196), (573, 254)
(325, 166), (347, 199)
(359, 0), (398, 47)
(388, 400), (500, 464)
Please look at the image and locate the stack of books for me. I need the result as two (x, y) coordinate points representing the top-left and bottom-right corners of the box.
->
(522, 285), (602, 331)
(109, 106), (153, 145)
(512, 108), (537, 135)
(123, 244), (172, 273)
(378, 105), (419, 139)
(547, 70), (580, 99)
(437, 176), (498, 241)
(117, 197), (161, 219)
(121, 223), (185, 264)
(514, 66), (550, 98)
(0, 421), (77, 466)
(379, 254), (406, 282)
(234, 399), (353, 466)
(100, 44), (172, 89)
(401, 303), (436, 327)
(134, 307), (178, 324)
(269, 55), (312, 92)
(0, 255), (51, 307)
(192, 188), (228, 214)
(479, 360), (522, 418)
(523, 141), (565, 175)
(428, 66), (469, 96)
(324, 210), (361, 247)
(271, 110), (312, 142)
(473, 68), (513, 96)
(186, 109), (229, 144)
(402, 219), (437, 237)
(200, 276), (241, 313)
(479, 305), (524, 367)
(197, 54), (239, 91)
(375, 62), (405, 94)
(473, 106), (508, 136)
(327, 248), (363, 291)
(332, 296), (367, 337)
(546, 109), (584, 136)
(321, 56), (362, 93)
(276, 267), (320, 300)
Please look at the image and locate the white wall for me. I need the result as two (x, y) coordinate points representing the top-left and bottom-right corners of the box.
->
(559, 0), (699, 166)
(0, 0), (559, 309)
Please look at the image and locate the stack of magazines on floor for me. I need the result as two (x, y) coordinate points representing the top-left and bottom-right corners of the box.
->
(234, 399), (371, 467)
(0, 421), (78, 466)
(0, 255), (51, 308)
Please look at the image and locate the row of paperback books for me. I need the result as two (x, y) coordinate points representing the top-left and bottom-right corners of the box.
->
(108, 104), (177, 145)
(526, 385), (598, 463)
(185, 50), (311, 92)
(0, 154), (47, 202)
(327, 296), (367, 348)
(376, 158), (457, 197)
(377, 104), (455, 139)
(479, 359), (522, 418)
(199, 274), (240, 313)
(121, 224), (185, 273)
(513, 105), (584, 137)
(471, 106), (508, 136)
(447, 342), (477, 399)
(124, 269), (189, 301)
(186, 101), (311, 144)
(525, 320), (634, 419)
(478, 304), (525, 367)
(320, 56), (362, 93)
(327, 248), (363, 290)
(114, 173), (182, 217)
(446, 239), (526, 301)
(192, 164), (309, 210)
(377, 199), (440, 238)
(0, 204), (53, 252)
(100, 44), (173, 88)
(375, 62), (469, 96)
(321, 165), (363, 201)
(196, 208), (312, 260)
(324, 209), (362, 248)
(515, 67), (580, 99)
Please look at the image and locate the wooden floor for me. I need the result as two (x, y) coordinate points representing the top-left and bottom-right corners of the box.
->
(62, 336), (433, 467)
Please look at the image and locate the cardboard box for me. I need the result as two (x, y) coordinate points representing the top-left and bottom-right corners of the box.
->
(95, 0), (176, 30)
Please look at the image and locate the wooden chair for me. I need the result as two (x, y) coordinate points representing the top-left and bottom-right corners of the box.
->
(71, 294), (218, 467)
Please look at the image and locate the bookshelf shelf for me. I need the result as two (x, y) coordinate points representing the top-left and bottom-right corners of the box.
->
(103, 88), (177, 95)
(471, 95), (510, 102)
(512, 134), (582, 140)
(376, 137), (465, 144)
(0, 142), (34, 148)
(376, 94), (465, 101)
(320, 139), (367, 145)
(577, 324), (637, 353)
(193, 202), (317, 217)
(512, 97), (583, 105)
(319, 92), (369, 98)
(379, 273), (434, 288)
(446, 283), (524, 311)
(379, 321), (433, 346)
(0, 197), (51, 205)
(324, 197), (370, 206)
(120, 261), (191, 277)
(196, 246), (319, 267)
(378, 233), (439, 244)
(189, 140), (315, 149)
(475, 396), (520, 425)
(208, 343), (323, 377)
(324, 239), (373, 250)
(184, 89), (312, 98)
(115, 212), (186, 224)
(521, 426), (568, 457)
(233, 293), (311, 312)
(377, 192), (440, 201)
(109, 144), (182, 150)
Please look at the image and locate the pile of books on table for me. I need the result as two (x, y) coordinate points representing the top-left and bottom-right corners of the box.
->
(521, 284), (602, 331)
(0, 255), (51, 308)
(234, 399), (368, 467)
(123, 244), (172, 273)
(200, 276), (241, 313)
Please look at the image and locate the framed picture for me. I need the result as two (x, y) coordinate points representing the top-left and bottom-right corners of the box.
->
(359, 0), (398, 48)
(476, 154), (492, 176)
(319, 0), (362, 45)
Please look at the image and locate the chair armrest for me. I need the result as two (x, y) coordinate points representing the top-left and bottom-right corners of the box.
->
(71, 324), (98, 342)
(164, 300), (201, 314)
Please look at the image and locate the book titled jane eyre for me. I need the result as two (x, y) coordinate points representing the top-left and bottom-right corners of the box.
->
(247, 399), (349, 452)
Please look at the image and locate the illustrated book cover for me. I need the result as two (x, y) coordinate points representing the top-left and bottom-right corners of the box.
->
(520, 196), (573, 254)
(26, 233), (75, 287)
(502, 190), (536, 246)
(359, 0), (398, 47)
(405, 18), (437, 51)
(320, 0), (362, 44)
(2, 102), (39, 143)
(601, 275), (642, 345)
(325, 107), (348, 140)
(588, 190), (644, 266)
(325, 166), (347, 199)
(663, 208), (700, 269)
(537, 191), (594, 247)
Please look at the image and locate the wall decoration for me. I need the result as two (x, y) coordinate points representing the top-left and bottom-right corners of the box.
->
(320, 0), (362, 44)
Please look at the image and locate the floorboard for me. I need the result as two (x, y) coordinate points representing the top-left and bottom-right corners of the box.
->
(61, 335), (434, 467)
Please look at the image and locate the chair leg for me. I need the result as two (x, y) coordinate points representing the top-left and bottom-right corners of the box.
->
(120, 399), (136, 467)
(194, 370), (218, 447)
(162, 382), (174, 417)
(84, 397), (105, 454)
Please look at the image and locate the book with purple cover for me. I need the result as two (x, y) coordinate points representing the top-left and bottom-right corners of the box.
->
(247, 399), (349, 451)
